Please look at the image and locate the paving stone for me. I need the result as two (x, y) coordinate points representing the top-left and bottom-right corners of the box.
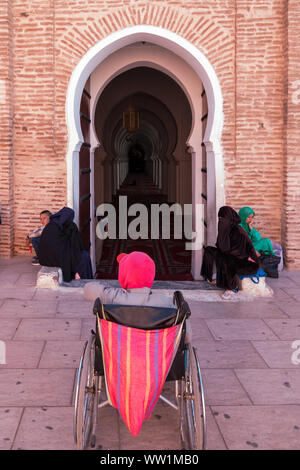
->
(202, 369), (251, 405)
(14, 319), (82, 341)
(0, 369), (75, 406)
(56, 299), (93, 318)
(81, 318), (96, 340)
(205, 407), (227, 450)
(211, 405), (300, 450)
(0, 272), (21, 285)
(205, 319), (278, 341)
(281, 288), (300, 302)
(0, 341), (44, 368)
(89, 406), (120, 451)
(252, 340), (300, 368)
(0, 299), (58, 318)
(32, 289), (60, 301)
(264, 319), (300, 340)
(0, 287), (35, 301)
(189, 318), (215, 342)
(235, 369), (300, 405)
(0, 407), (24, 450)
(190, 299), (286, 319)
(39, 340), (85, 368)
(0, 319), (21, 340)
(12, 407), (75, 450)
(273, 300), (300, 319)
(267, 277), (298, 288)
(16, 272), (40, 287)
(119, 399), (181, 450)
(196, 340), (267, 369)
(272, 288), (295, 301)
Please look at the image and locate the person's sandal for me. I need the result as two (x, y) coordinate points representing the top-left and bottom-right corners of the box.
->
(221, 288), (238, 300)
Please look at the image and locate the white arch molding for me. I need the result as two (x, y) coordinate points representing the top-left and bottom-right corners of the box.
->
(65, 25), (225, 280)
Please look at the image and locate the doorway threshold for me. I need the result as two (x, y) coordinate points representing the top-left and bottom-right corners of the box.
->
(60, 278), (221, 291)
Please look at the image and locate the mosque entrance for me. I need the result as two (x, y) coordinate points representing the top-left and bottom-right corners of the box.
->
(92, 67), (195, 280)
(67, 27), (224, 280)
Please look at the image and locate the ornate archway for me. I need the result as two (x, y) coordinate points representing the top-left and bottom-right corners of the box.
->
(66, 25), (224, 279)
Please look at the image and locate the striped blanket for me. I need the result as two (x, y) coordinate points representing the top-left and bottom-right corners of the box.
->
(97, 317), (183, 436)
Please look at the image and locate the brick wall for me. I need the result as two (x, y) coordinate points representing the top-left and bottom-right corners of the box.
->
(282, 0), (300, 268)
(0, 0), (14, 257)
(0, 0), (299, 267)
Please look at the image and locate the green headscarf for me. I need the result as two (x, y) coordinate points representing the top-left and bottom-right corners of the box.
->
(238, 206), (255, 235)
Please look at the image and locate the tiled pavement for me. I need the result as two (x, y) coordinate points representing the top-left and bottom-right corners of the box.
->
(0, 256), (300, 450)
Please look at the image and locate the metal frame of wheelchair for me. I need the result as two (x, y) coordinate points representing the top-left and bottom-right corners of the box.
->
(73, 302), (207, 451)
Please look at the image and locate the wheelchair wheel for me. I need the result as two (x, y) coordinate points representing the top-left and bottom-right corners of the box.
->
(74, 333), (100, 450)
(179, 344), (206, 450)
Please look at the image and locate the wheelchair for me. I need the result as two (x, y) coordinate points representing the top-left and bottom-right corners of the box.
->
(74, 291), (206, 450)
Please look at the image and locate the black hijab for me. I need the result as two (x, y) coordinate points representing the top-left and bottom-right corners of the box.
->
(39, 207), (84, 282)
(216, 206), (259, 261)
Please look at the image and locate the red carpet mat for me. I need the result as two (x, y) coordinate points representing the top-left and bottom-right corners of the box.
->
(95, 172), (193, 281)
(95, 237), (193, 281)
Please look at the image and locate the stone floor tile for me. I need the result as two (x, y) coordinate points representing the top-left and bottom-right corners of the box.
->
(212, 300), (287, 319)
(0, 407), (24, 450)
(39, 340), (85, 368)
(188, 300), (230, 318)
(92, 406), (120, 450)
(196, 340), (267, 369)
(0, 287), (35, 301)
(0, 369), (75, 406)
(81, 318), (96, 340)
(0, 272), (21, 285)
(189, 318), (215, 342)
(251, 340), (300, 368)
(56, 299), (93, 318)
(267, 277), (298, 288)
(264, 319), (300, 340)
(211, 405), (300, 450)
(273, 300), (300, 318)
(15, 272), (39, 287)
(0, 299), (58, 318)
(0, 319), (21, 340)
(31, 289), (61, 300)
(202, 369), (251, 405)
(12, 407), (76, 450)
(205, 319), (278, 341)
(272, 288), (295, 301)
(14, 318), (82, 341)
(0, 341), (44, 368)
(205, 407), (227, 450)
(281, 288), (300, 302)
(235, 369), (300, 404)
(119, 400), (181, 450)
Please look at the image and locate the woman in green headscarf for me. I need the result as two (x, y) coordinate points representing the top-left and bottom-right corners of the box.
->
(238, 206), (275, 255)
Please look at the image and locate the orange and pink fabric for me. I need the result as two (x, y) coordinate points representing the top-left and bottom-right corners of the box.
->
(97, 317), (183, 436)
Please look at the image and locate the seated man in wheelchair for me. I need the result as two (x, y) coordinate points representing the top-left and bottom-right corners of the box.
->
(84, 250), (175, 308)
(76, 250), (205, 450)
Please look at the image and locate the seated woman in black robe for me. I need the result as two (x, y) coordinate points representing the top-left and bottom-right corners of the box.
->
(38, 207), (93, 282)
(201, 206), (260, 299)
